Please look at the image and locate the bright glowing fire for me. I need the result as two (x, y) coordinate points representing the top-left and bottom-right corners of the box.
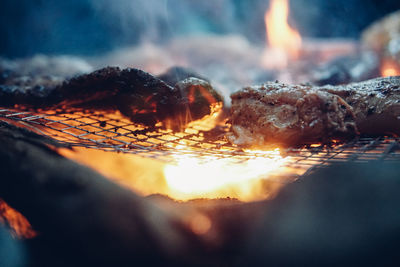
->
(262, 0), (302, 69)
(381, 59), (400, 77)
(62, 145), (291, 202)
(163, 148), (289, 201)
(161, 104), (290, 201)
(57, 104), (294, 202)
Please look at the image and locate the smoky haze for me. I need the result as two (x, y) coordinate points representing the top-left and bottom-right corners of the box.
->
(0, 0), (399, 58)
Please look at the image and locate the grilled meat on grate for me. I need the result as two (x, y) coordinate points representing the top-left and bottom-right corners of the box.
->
(0, 66), (223, 131)
(228, 76), (400, 147)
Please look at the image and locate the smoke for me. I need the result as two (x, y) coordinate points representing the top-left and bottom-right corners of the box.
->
(0, 0), (399, 58)
(90, 0), (170, 43)
(89, 0), (238, 41)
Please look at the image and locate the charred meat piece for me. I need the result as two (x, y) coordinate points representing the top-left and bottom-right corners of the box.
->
(0, 66), (223, 130)
(228, 76), (400, 148)
(55, 67), (184, 128)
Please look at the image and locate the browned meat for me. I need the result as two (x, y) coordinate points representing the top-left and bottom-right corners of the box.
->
(228, 76), (400, 148)
(322, 76), (400, 135)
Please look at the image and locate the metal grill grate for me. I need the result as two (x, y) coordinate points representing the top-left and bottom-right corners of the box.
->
(1, 107), (400, 174)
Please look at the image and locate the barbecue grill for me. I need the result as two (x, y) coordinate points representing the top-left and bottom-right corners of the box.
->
(2, 106), (399, 180)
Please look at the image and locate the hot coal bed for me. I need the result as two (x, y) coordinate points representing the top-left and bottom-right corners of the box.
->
(1, 1), (400, 267)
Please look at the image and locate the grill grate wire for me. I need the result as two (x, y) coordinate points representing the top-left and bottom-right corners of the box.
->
(1, 107), (400, 178)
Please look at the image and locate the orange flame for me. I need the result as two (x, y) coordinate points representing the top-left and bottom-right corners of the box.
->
(0, 201), (37, 239)
(262, 0), (302, 69)
(381, 59), (400, 77)
(57, 105), (295, 202)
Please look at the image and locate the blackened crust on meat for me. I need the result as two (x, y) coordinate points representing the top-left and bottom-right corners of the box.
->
(0, 66), (223, 130)
(0, 66), (183, 127)
(54, 67), (185, 127)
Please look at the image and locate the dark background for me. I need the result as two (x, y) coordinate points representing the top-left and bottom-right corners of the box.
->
(1, 0), (399, 58)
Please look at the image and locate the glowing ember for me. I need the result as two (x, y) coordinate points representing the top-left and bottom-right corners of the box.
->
(310, 143), (323, 148)
(261, 0), (302, 69)
(381, 59), (400, 77)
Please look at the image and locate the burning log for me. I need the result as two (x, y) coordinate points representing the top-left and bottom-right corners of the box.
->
(228, 76), (400, 147)
(0, 66), (223, 131)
